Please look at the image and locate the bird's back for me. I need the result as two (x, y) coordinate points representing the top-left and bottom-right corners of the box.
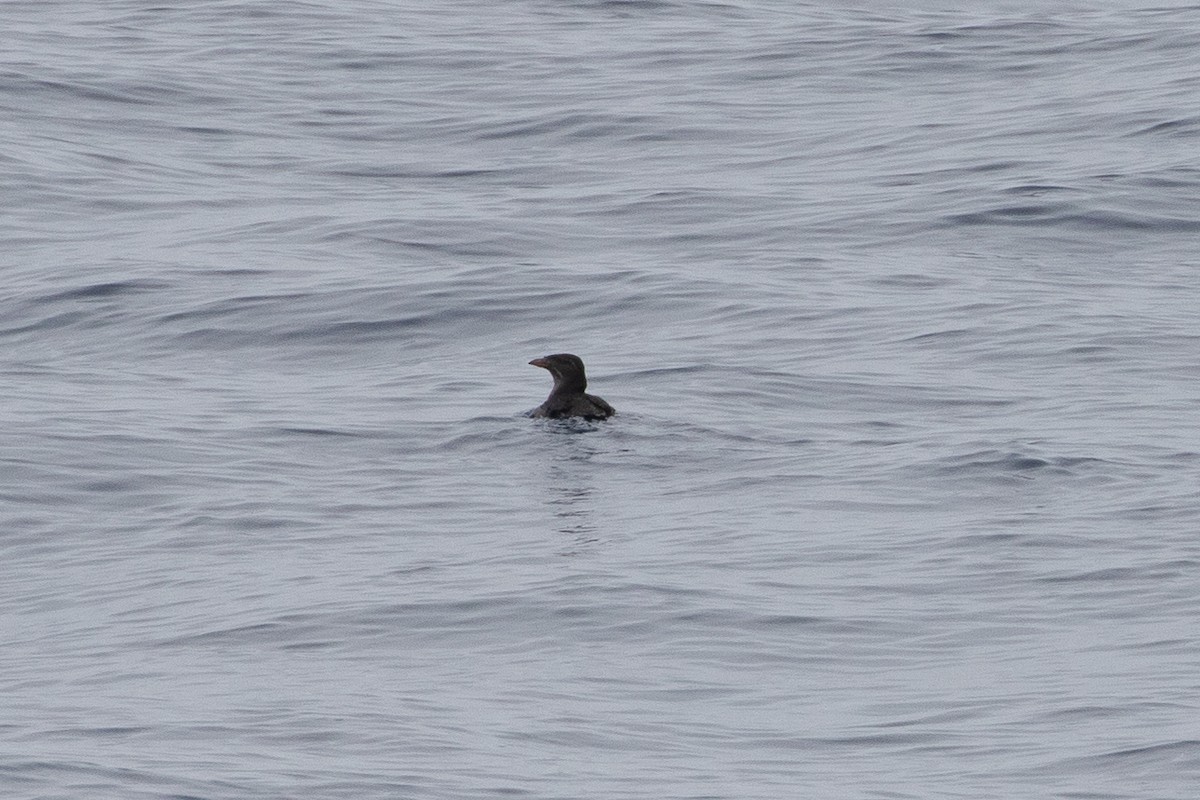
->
(533, 391), (614, 420)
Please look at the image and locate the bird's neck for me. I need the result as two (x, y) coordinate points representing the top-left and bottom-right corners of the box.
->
(551, 374), (586, 397)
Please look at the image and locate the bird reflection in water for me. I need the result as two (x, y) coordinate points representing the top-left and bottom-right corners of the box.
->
(540, 426), (602, 551)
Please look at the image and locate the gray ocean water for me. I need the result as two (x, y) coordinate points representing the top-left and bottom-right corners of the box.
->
(4, 1), (1200, 798)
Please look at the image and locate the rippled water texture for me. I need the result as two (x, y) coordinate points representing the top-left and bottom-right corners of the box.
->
(4, 2), (1200, 798)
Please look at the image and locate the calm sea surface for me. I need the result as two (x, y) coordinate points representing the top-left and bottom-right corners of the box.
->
(4, 1), (1200, 798)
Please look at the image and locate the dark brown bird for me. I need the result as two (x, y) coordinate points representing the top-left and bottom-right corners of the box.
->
(528, 353), (615, 420)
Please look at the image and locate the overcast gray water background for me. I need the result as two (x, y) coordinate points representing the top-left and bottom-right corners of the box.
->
(4, 1), (1200, 798)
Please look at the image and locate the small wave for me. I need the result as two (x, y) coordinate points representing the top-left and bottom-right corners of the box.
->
(945, 204), (1200, 232)
(1128, 116), (1200, 138)
(39, 279), (169, 303)
(930, 448), (1107, 479)
(1047, 739), (1200, 775)
(1038, 560), (1198, 585)
(529, 416), (610, 434)
(272, 426), (370, 438)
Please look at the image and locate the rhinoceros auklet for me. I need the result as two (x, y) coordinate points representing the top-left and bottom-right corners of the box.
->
(528, 353), (615, 420)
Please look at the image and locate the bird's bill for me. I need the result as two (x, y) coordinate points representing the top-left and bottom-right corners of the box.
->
(529, 358), (550, 368)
